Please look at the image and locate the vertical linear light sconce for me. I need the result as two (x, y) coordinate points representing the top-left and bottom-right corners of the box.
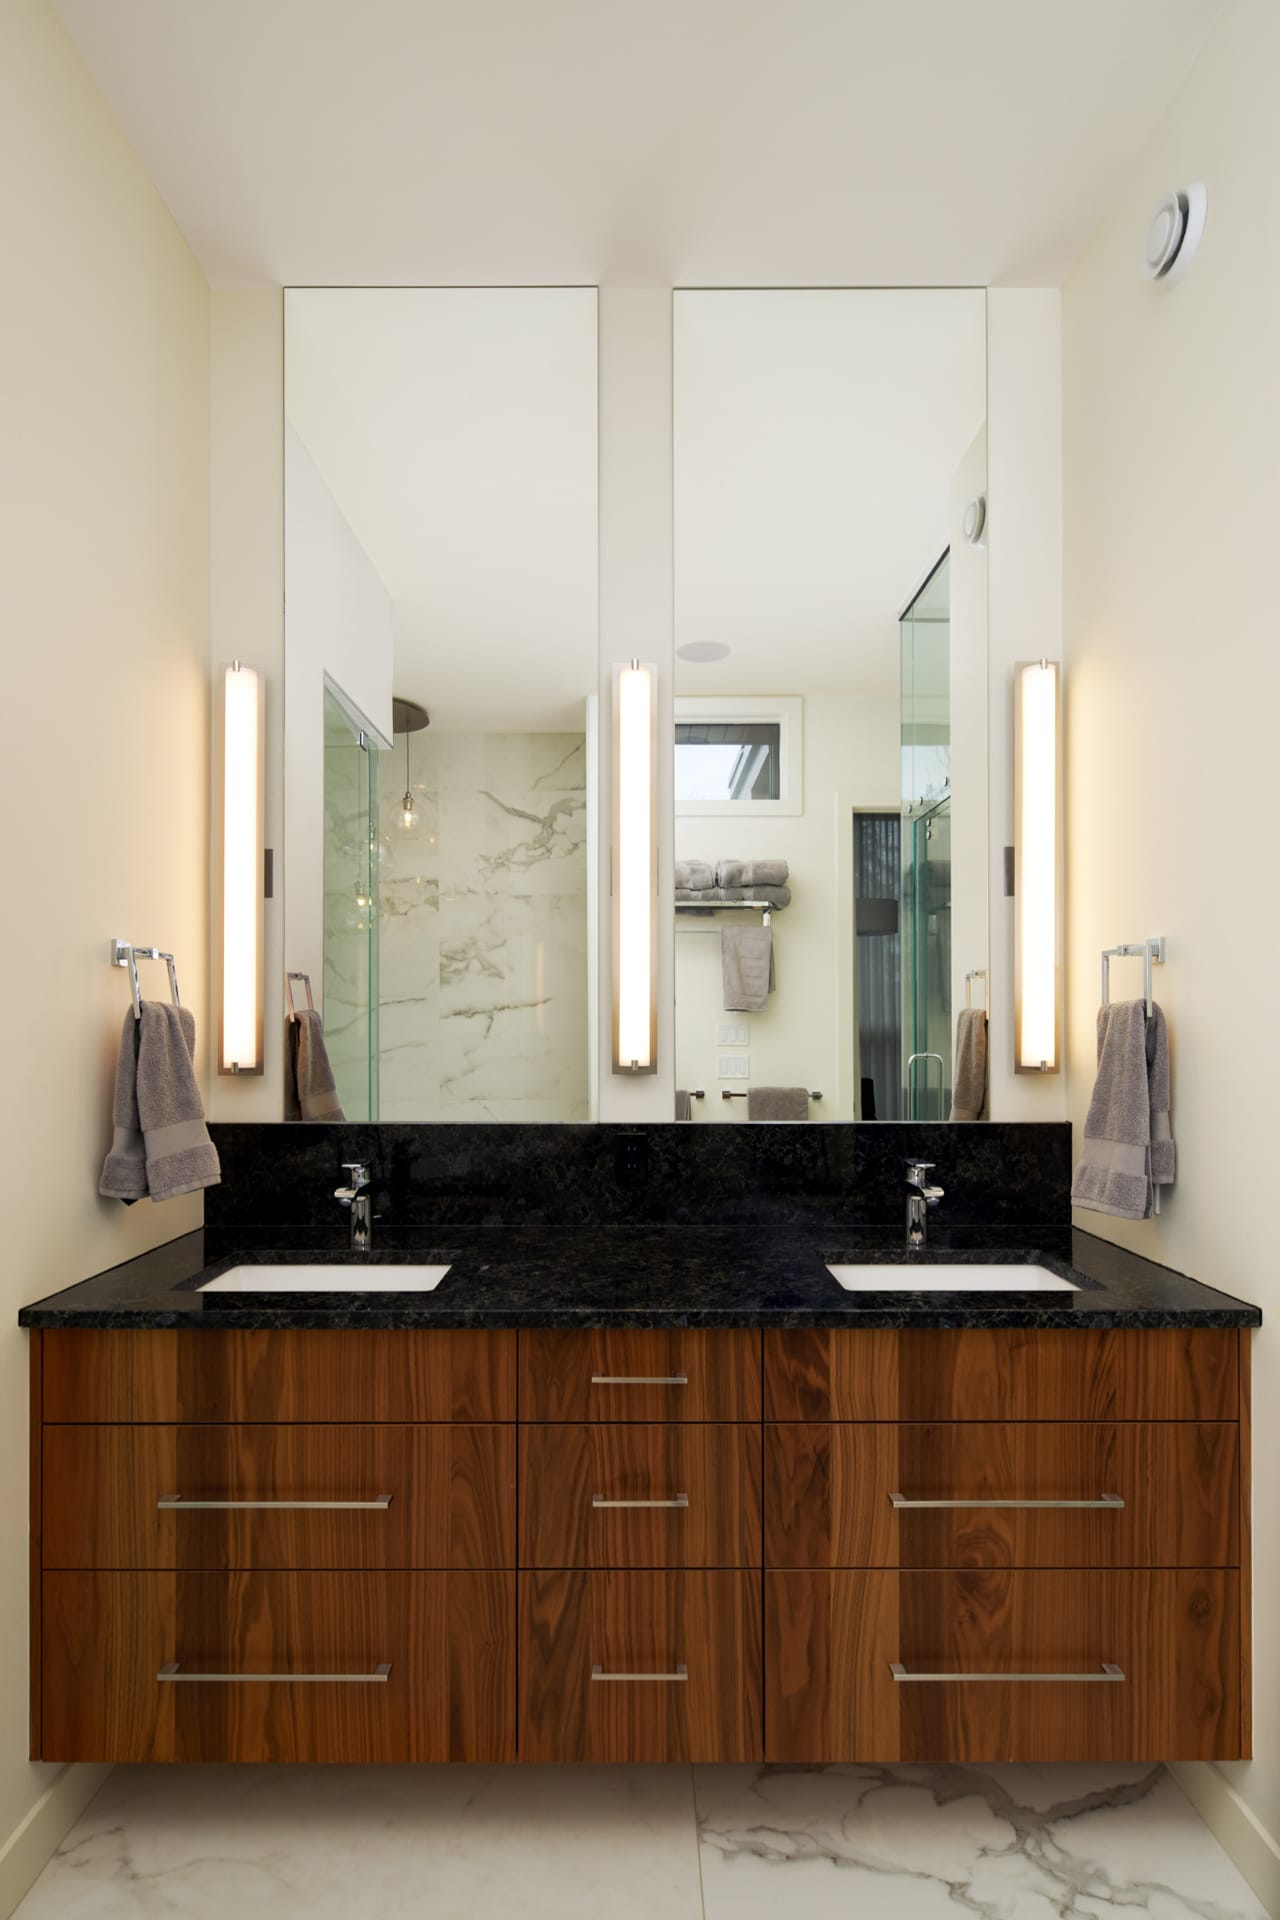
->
(612, 660), (657, 1074)
(1013, 658), (1062, 1073)
(219, 661), (265, 1075)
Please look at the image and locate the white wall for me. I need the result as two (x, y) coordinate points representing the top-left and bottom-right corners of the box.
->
(675, 693), (899, 1119)
(209, 292), (284, 1120)
(986, 289), (1068, 1121)
(1062, 1), (1278, 1903)
(282, 425), (394, 1016)
(0, 0), (211, 1901)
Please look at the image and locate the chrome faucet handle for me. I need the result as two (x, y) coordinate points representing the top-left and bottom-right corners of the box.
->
(905, 1159), (944, 1203)
(340, 1161), (371, 1189)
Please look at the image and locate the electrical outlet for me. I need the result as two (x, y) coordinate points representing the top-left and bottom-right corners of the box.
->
(614, 1131), (649, 1184)
(717, 1022), (749, 1046)
(717, 1055), (750, 1079)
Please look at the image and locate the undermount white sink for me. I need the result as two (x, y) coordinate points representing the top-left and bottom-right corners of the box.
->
(826, 1263), (1077, 1293)
(199, 1264), (452, 1294)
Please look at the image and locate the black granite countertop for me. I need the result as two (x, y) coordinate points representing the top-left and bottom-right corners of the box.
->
(16, 1223), (1261, 1330)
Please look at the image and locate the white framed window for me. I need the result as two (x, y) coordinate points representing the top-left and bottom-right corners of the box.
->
(674, 696), (802, 817)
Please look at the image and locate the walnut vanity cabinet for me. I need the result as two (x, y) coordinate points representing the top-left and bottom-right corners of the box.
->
(31, 1322), (1251, 1766)
(762, 1327), (1250, 1764)
(32, 1329), (518, 1764)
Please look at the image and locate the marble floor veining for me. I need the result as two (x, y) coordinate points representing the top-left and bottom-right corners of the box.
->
(15, 1762), (1266, 1920)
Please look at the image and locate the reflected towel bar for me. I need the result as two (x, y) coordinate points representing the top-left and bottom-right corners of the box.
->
(722, 1089), (821, 1101)
(285, 971), (315, 1022)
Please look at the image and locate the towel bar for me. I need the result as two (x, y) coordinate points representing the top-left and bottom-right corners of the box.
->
(1100, 938), (1166, 1017)
(111, 940), (181, 1020)
(965, 968), (988, 1011)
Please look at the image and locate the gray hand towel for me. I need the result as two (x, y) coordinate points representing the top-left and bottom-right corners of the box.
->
(746, 1086), (809, 1121)
(717, 859), (789, 888)
(674, 1089), (693, 1122)
(101, 1004), (220, 1203)
(950, 1008), (988, 1122)
(674, 859), (714, 892)
(99, 1009), (148, 1201)
(288, 1008), (346, 1122)
(722, 924), (774, 1013)
(1071, 1001), (1174, 1220)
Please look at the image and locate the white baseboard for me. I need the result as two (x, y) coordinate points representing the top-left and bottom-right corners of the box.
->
(1170, 1763), (1280, 1918)
(0, 1764), (111, 1919)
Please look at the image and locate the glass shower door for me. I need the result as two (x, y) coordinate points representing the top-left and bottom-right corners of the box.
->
(903, 797), (952, 1119)
(322, 686), (380, 1120)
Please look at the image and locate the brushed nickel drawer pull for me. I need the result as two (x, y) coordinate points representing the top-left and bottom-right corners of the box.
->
(592, 1493), (689, 1510)
(888, 1491), (1124, 1511)
(591, 1664), (688, 1682)
(890, 1662), (1125, 1684)
(590, 1375), (689, 1386)
(157, 1494), (393, 1511)
(158, 1662), (392, 1684)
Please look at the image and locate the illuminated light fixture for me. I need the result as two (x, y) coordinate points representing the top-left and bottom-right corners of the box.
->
(612, 660), (657, 1074)
(218, 661), (265, 1075)
(1013, 659), (1062, 1074)
(392, 696), (430, 831)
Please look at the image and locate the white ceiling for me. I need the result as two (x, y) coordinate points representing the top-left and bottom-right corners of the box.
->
(54, 0), (1222, 289)
(675, 290), (985, 698)
(286, 288), (598, 732)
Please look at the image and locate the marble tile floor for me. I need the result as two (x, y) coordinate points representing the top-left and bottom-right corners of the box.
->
(16, 1761), (1267, 1920)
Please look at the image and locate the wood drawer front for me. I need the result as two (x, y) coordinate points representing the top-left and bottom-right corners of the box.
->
(764, 1328), (1239, 1422)
(518, 1330), (761, 1422)
(765, 1569), (1241, 1762)
(42, 1425), (516, 1571)
(764, 1423), (1239, 1570)
(39, 1571), (514, 1763)
(520, 1425), (761, 1568)
(41, 1328), (516, 1423)
(518, 1570), (761, 1761)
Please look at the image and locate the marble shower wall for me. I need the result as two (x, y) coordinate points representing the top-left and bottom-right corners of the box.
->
(378, 731), (589, 1120)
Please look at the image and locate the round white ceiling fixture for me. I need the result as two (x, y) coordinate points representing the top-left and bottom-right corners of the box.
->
(962, 495), (986, 544)
(676, 641), (732, 662)
(1141, 182), (1207, 283)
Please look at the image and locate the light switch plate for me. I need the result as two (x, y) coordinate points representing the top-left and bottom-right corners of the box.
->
(717, 1022), (749, 1046)
(717, 1055), (750, 1078)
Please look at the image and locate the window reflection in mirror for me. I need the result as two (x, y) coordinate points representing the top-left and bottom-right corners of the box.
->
(283, 289), (599, 1122)
(672, 290), (989, 1124)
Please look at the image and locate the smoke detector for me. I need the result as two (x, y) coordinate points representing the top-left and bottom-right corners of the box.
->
(1142, 182), (1207, 284)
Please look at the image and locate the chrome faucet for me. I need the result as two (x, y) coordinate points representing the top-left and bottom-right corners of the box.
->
(335, 1161), (373, 1253)
(905, 1159), (944, 1249)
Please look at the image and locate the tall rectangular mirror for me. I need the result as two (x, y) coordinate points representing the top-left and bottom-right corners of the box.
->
(672, 290), (989, 1122)
(283, 288), (599, 1122)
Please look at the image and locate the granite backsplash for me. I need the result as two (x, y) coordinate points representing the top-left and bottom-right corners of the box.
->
(206, 1122), (1072, 1232)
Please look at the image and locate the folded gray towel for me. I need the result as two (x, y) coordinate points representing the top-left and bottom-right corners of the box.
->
(674, 1089), (693, 1122)
(287, 1008), (346, 1122)
(674, 859), (714, 892)
(100, 1004), (220, 1203)
(716, 859), (789, 889)
(1071, 1001), (1175, 1220)
(747, 1085), (809, 1121)
(950, 1008), (988, 1123)
(722, 924), (774, 1013)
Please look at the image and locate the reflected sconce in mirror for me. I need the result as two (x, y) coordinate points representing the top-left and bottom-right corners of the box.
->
(1013, 659), (1062, 1073)
(218, 661), (265, 1075)
(612, 660), (657, 1074)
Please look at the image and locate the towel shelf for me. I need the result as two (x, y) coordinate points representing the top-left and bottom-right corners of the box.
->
(722, 1089), (821, 1102)
(676, 899), (783, 927)
(285, 971), (315, 1022)
(111, 940), (181, 1020)
(1101, 938), (1166, 1017)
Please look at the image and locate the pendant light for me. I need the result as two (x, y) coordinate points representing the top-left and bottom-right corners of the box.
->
(392, 697), (430, 831)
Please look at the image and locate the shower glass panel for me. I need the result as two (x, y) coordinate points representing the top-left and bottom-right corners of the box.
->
(322, 685), (380, 1120)
(900, 554), (952, 1118)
